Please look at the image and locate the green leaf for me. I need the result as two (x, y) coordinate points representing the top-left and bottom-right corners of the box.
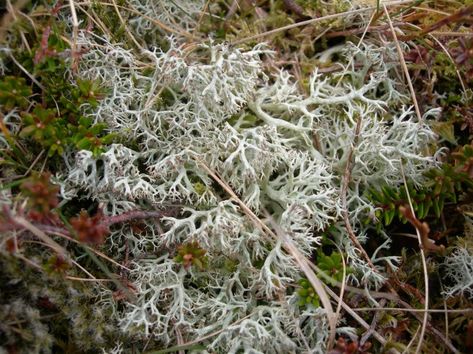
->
(19, 125), (36, 137)
(298, 288), (308, 297)
(417, 202), (425, 219)
(384, 208), (396, 225)
(382, 185), (397, 200)
(424, 198), (432, 217)
(76, 137), (92, 150)
(78, 116), (93, 127)
(432, 121), (456, 144)
(433, 199), (441, 218)
(100, 133), (116, 145)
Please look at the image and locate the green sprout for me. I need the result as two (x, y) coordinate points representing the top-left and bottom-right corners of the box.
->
(297, 278), (320, 308)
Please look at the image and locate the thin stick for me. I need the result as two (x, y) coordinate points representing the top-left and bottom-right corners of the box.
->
(403, 325), (421, 354)
(21, 150), (45, 178)
(66, 276), (113, 282)
(328, 241), (348, 332)
(399, 162), (429, 354)
(426, 34), (466, 96)
(5, 0), (31, 51)
(8, 54), (46, 91)
(69, 2), (194, 39)
(0, 0), (30, 41)
(311, 263), (399, 300)
(76, 3), (112, 38)
(361, 299), (387, 346)
(316, 269), (399, 352)
(353, 307), (473, 314)
(341, 117), (376, 269)
(194, 0), (211, 37)
(403, 22), (467, 93)
(44, 228), (131, 271)
(383, 4), (423, 123)
(15, 253), (43, 270)
(109, 0), (142, 49)
(68, 0), (79, 70)
(430, 31), (473, 37)
(71, 258), (96, 279)
(22, 239), (96, 280)
(13, 216), (68, 258)
(396, 299), (460, 353)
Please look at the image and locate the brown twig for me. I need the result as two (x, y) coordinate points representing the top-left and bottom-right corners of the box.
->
(400, 5), (473, 41)
(398, 205), (444, 253)
(341, 117), (377, 270)
(282, 0), (306, 18)
(102, 209), (176, 227)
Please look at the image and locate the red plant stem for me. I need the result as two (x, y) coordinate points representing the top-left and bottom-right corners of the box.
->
(1, 207), (177, 234)
(102, 209), (176, 227)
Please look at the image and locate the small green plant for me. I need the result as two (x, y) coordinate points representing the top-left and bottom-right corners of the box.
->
(0, 76), (32, 111)
(368, 183), (435, 226)
(368, 159), (473, 228)
(317, 251), (350, 285)
(297, 278), (320, 308)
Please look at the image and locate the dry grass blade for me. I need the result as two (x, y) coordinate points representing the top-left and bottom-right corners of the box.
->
(109, 0), (142, 50)
(68, 0), (79, 70)
(231, 0), (419, 45)
(403, 325), (421, 354)
(328, 241), (348, 335)
(13, 216), (69, 259)
(403, 21), (467, 93)
(72, 1), (195, 39)
(383, 4), (423, 123)
(313, 264), (400, 353)
(196, 158), (337, 350)
(65, 276), (112, 282)
(8, 54), (45, 91)
(399, 162), (429, 354)
(0, 0), (30, 42)
(353, 307), (473, 313)
(341, 116), (377, 269)
(51, 230), (131, 271)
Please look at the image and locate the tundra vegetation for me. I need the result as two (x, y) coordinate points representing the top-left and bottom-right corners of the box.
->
(0, 0), (473, 353)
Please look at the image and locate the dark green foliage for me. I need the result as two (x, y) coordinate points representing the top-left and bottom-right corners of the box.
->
(369, 155), (473, 228)
(297, 278), (320, 308)
(0, 76), (32, 110)
(316, 251), (351, 286)
(369, 183), (438, 227)
(0, 18), (114, 159)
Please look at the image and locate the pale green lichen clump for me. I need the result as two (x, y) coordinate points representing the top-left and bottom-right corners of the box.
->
(55, 30), (441, 354)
